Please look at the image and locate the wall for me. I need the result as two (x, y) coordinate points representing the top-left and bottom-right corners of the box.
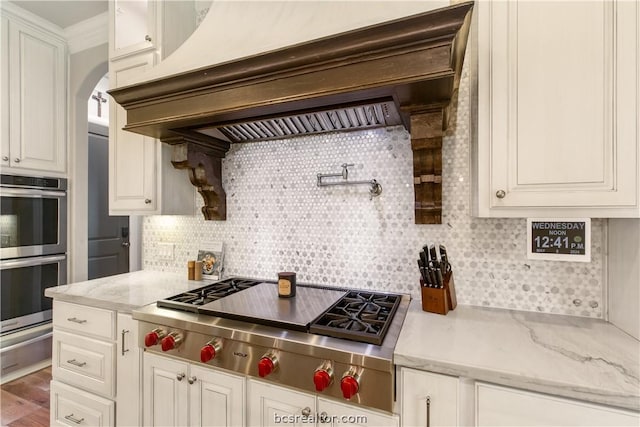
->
(608, 219), (640, 339)
(142, 57), (605, 318)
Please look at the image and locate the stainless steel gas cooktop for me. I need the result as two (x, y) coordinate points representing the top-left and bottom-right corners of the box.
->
(134, 276), (410, 413)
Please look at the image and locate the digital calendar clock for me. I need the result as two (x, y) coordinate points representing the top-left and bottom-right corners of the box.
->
(526, 218), (591, 262)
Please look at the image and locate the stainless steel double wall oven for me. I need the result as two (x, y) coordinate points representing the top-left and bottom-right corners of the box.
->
(0, 174), (68, 377)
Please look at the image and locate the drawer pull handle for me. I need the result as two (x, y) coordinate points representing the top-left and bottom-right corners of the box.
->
(425, 396), (431, 427)
(121, 329), (130, 356)
(66, 359), (87, 367)
(64, 413), (84, 424)
(67, 317), (87, 324)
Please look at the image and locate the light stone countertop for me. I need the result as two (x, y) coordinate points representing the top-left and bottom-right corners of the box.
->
(44, 270), (211, 313)
(395, 300), (640, 412)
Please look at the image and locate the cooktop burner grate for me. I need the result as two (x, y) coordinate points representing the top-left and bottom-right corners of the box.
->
(157, 278), (268, 312)
(309, 291), (401, 345)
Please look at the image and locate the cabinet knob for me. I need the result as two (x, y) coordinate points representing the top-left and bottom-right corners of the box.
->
(188, 376), (197, 384)
(13, 158), (20, 163)
(495, 190), (506, 199)
(2, 156), (8, 161)
(301, 407), (312, 417)
(145, 35), (152, 42)
(144, 198), (152, 204)
(176, 372), (185, 381)
(122, 241), (130, 247)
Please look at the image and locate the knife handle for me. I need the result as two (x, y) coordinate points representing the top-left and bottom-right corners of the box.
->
(435, 267), (444, 288)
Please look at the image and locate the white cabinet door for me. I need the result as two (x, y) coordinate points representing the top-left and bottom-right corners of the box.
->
(247, 379), (316, 427)
(189, 364), (246, 427)
(116, 313), (141, 427)
(475, 0), (639, 217)
(317, 397), (399, 427)
(109, 52), (158, 214)
(109, 0), (156, 60)
(143, 352), (189, 426)
(476, 383), (640, 426)
(400, 368), (458, 427)
(3, 16), (66, 173)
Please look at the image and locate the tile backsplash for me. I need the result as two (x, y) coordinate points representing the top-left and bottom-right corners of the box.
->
(143, 59), (604, 318)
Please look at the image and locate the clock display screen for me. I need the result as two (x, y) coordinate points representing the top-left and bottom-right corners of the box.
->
(530, 221), (587, 255)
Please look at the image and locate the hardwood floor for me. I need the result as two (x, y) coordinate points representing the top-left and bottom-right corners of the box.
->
(1, 367), (51, 427)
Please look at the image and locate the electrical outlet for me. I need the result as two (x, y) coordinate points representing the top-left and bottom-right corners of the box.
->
(157, 243), (175, 260)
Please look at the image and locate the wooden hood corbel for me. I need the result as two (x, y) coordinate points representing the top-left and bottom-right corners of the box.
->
(108, 2), (473, 224)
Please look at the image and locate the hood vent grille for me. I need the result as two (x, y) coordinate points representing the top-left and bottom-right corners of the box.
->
(200, 101), (402, 143)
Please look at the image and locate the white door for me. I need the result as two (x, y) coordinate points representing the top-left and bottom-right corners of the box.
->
(247, 380), (316, 427)
(317, 397), (399, 427)
(400, 368), (458, 427)
(143, 352), (189, 426)
(189, 365), (246, 427)
(6, 17), (66, 172)
(109, 52), (158, 213)
(116, 314), (141, 427)
(476, 0), (639, 217)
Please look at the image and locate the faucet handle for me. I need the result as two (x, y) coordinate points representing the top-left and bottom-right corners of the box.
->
(341, 163), (355, 179)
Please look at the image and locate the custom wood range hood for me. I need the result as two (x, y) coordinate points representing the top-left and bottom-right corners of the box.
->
(109, 2), (473, 224)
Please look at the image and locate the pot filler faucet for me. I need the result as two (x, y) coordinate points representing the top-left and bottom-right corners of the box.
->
(317, 163), (382, 199)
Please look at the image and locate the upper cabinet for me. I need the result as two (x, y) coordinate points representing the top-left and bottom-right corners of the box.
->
(473, 0), (639, 218)
(1, 9), (67, 174)
(109, 0), (156, 60)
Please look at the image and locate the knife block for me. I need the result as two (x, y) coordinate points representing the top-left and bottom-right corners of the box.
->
(420, 272), (457, 315)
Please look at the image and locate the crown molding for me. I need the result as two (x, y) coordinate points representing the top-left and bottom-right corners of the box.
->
(65, 11), (108, 54)
(0, 1), (65, 39)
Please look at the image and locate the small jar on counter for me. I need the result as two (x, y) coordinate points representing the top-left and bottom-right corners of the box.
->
(187, 260), (196, 280)
(278, 272), (296, 298)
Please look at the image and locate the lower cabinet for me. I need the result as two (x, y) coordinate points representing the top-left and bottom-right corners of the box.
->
(400, 368), (459, 426)
(50, 301), (140, 427)
(318, 397), (399, 427)
(247, 379), (316, 427)
(476, 383), (640, 427)
(50, 380), (114, 426)
(143, 351), (245, 426)
(399, 367), (640, 427)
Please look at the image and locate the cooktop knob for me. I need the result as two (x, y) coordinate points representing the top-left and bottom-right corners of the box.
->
(313, 370), (332, 392)
(160, 332), (183, 352)
(340, 370), (360, 400)
(144, 328), (166, 347)
(200, 339), (222, 363)
(258, 353), (278, 378)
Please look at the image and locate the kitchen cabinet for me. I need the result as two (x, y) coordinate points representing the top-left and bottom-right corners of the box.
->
(108, 0), (197, 216)
(400, 368), (459, 427)
(116, 313), (141, 426)
(473, 0), (640, 217)
(0, 9), (66, 174)
(143, 351), (245, 426)
(50, 301), (140, 427)
(109, 0), (197, 61)
(247, 379), (316, 427)
(318, 397), (399, 427)
(476, 382), (640, 426)
(108, 53), (195, 215)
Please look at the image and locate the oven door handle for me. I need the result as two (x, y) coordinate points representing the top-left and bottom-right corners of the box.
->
(0, 188), (66, 198)
(0, 254), (66, 269)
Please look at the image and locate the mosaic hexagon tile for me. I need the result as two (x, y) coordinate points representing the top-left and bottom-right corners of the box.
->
(143, 59), (605, 318)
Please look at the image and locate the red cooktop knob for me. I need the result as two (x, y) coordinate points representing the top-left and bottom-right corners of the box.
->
(313, 370), (332, 392)
(144, 331), (160, 347)
(258, 357), (275, 378)
(340, 376), (359, 400)
(161, 335), (176, 351)
(200, 344), (216, 363)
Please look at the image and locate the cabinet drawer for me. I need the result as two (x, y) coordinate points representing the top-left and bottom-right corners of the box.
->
(53, 330), (115, 398)
(51, 380), (114, 426)
(53, 301), (115, 340)
(476, 383), (640, 426)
